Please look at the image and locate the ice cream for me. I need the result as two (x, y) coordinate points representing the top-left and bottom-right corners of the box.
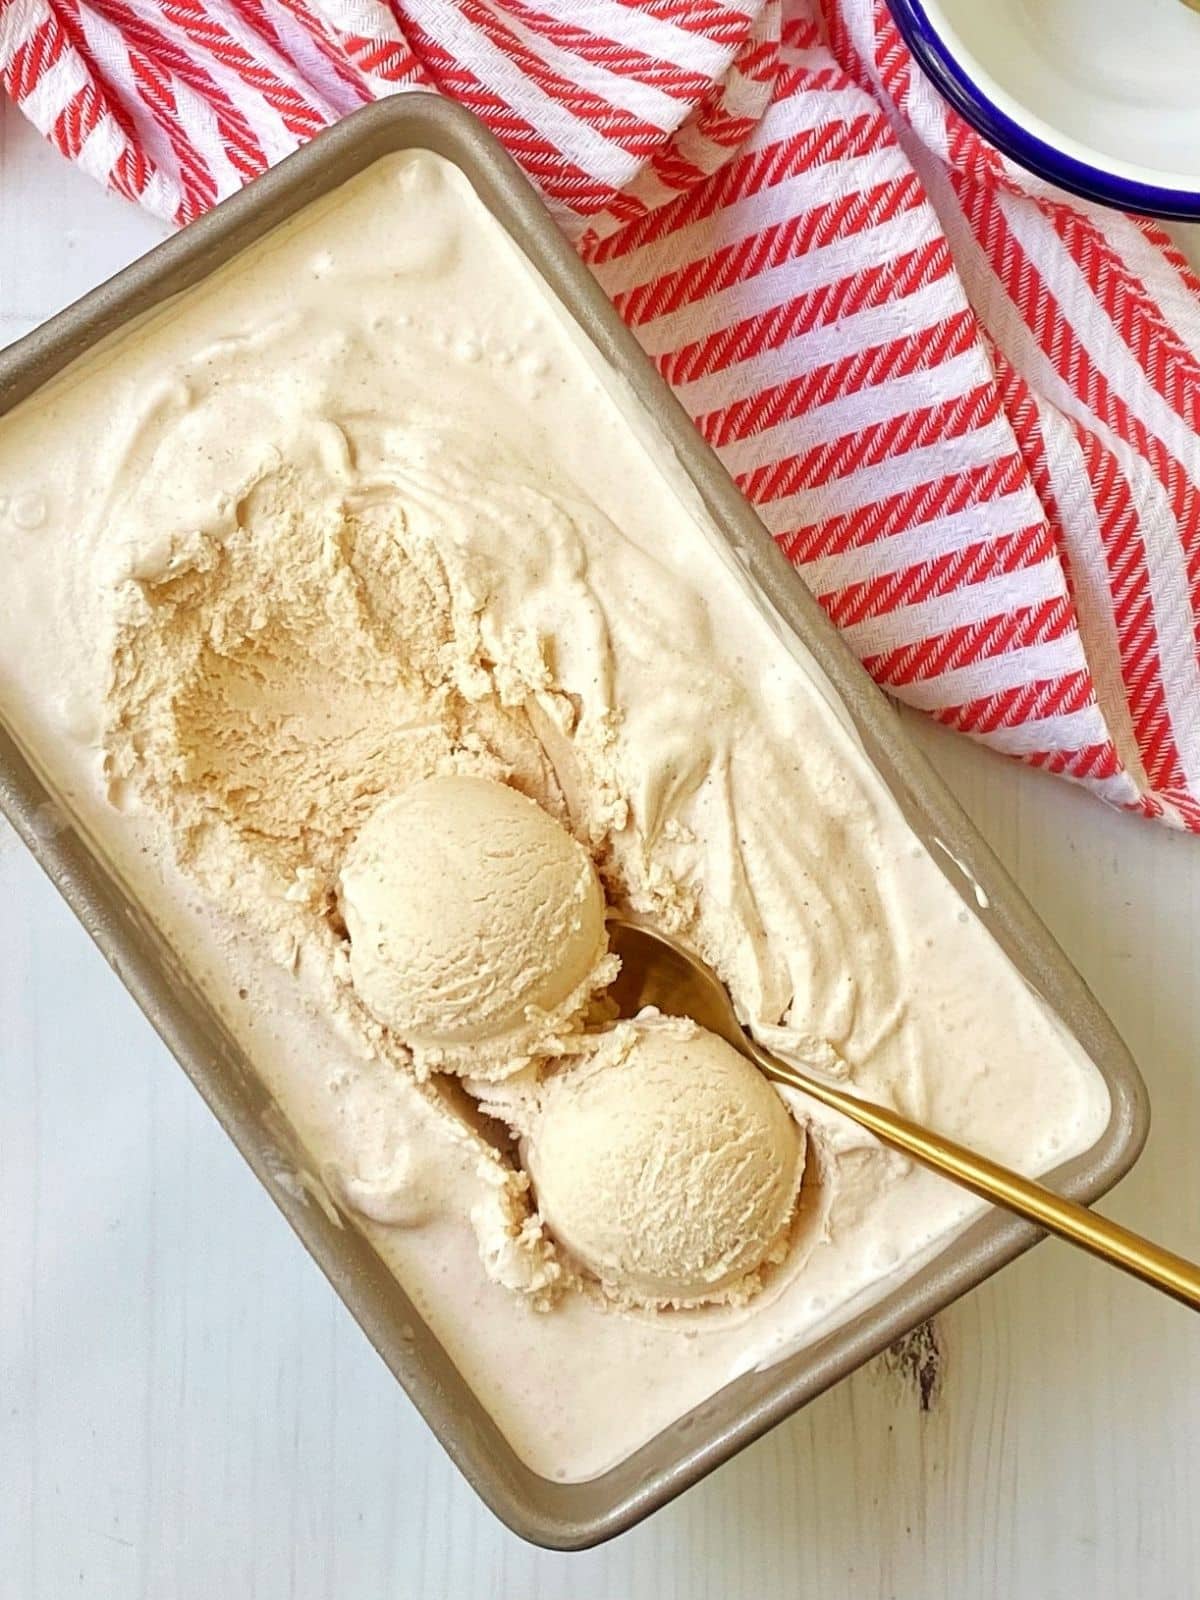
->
(0, 148), (1113, 1481)
(339, 775), (613, 1076)
(523, 1018), (805, 1307)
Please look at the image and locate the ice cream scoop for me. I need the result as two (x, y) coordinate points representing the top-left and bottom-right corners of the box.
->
(523, 1018), (804, 1307)
(607, 918), (1200, 1314)
(339, 775), (612, 1076)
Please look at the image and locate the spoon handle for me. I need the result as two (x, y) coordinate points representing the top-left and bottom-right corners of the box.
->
(751, 1044), (1200, 1313)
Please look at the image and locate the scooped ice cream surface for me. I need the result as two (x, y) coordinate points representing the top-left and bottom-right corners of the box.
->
(339, 776), (615, 1077)
(524, 1018), (805, 1308)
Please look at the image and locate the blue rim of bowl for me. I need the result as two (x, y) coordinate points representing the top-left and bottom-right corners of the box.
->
(885, 0), (1200, 220)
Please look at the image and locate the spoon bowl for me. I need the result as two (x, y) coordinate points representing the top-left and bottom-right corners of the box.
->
(607, 919), (747, 1049)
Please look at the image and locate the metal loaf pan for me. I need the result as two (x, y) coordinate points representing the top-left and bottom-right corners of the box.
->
(0, 96), (1148, 1549)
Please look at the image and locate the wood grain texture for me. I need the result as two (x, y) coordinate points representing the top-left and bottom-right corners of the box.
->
(2, 95), (1199, 1600)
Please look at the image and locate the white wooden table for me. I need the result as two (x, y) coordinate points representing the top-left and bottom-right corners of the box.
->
(2, 96), (1199, 1600)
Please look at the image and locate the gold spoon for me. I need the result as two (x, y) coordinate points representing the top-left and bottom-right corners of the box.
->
(606, 917), (1200, 1312)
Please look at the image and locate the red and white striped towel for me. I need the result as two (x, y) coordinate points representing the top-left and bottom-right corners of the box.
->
(5, 0), (1200, 829)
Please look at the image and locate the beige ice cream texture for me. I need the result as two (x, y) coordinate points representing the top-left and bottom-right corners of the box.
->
(104, 455), (805, 1311)
(523, 1017), (806, 1308)
(339, 775), (615, 1078)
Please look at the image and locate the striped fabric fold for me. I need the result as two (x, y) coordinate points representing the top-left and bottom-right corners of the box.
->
(4, 0), (1200, 828)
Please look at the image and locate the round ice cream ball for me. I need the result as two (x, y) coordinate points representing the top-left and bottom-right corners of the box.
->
(339, 776), (607, 1069)
(524, 1021), (804, 1307)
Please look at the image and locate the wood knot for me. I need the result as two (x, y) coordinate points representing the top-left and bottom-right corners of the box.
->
(882, 1319), (944, 1412)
